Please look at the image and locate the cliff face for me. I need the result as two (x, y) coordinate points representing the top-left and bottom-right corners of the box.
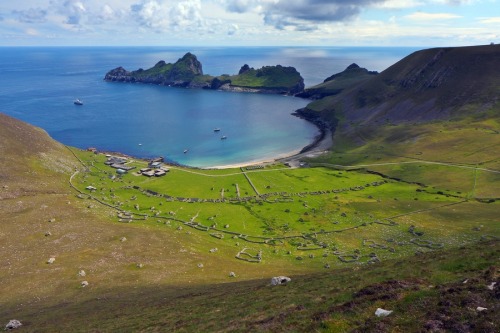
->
(104, 53), (305, 95)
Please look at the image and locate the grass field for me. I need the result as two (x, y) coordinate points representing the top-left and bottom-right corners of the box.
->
(0, 112), (498, 332)
(68, 146), (498, 273)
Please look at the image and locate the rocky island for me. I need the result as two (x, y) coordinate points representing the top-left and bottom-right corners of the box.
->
(104, 52), (305, 95)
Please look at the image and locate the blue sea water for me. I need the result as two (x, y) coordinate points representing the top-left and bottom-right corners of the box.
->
(0, 46), (419, 167)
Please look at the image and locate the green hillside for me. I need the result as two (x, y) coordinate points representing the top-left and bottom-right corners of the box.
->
(296, 63), (377, 99)
(304, 44), (500, 124)
(1, 44), (499, 332)
(227, 65), (304, 93)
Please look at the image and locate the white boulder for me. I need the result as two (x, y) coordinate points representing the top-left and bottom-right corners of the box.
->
(5, 319), (22, 330)
(375, 308), (393, 317)
(271, 276), (291, 286)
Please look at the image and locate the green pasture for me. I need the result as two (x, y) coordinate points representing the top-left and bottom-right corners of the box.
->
(68, 148), (498, 271)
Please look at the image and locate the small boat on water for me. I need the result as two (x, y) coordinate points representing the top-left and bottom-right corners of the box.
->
(184, 149), (189, 153)
(213, 128), (221, 132)
(74, 99), (83, 105)
(220, 136), (227, 140)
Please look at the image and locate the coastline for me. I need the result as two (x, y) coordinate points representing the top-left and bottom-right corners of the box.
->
(203, 120), (333, 169)
(97, 110), (332, 170)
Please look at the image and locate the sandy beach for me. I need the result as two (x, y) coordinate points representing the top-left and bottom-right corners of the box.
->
(207, 127), (333, 169)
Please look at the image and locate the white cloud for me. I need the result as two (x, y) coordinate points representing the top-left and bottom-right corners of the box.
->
(405, 11), (462, 20)
(225, 0), (255, 13)
(478, 16), (500, 24)
(25, 28), (40, 36)
(227, 23), (239, 35)
(374, 0), (424, 9)
(58, 0), (87, 25)
(13, 8), (48, 23)
(130, 1), (170, 30)
(169, 0), (203, 30)
(0, 0), (497, 46)
(222, 0), (387, 30)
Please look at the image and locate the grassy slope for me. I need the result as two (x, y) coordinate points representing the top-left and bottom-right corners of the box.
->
(1, 42), (499, 332)
(306, 44), (500, 123)
(299, 65), (377, 98)
(0, 114), (316, 330)
(2, 240), (498, 332)
(227, 66), (303, 90)
(1, 113), (498, 331)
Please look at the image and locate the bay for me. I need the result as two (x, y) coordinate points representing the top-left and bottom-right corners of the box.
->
(0, 46), (419, 167)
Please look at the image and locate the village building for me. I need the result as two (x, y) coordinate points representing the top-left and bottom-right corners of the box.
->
(116, 168), (127, 175)
(154, 169), (167, 177)
(149, 161), (162, 168)
(105, 156), (128, 166)
(142, 170), (156, 177)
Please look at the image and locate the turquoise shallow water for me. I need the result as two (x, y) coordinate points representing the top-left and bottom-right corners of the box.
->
(0, 46), (418, 167)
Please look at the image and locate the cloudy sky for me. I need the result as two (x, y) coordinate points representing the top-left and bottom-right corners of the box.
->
(1, 0), (498, 46)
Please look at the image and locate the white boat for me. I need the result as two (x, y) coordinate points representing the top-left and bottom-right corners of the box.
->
(74, 99), (83, 105)
(184, 149), (189, 153)
(214, 128), (221, 132)
(220, 136), (227, 140)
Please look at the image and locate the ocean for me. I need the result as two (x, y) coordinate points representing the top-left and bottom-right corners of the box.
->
(0, 46), (419, 167)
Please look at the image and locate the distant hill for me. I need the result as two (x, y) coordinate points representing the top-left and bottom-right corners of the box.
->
(296, 63), (377, 99)
(105, 53), (305, 95)
(301, 44), (500, 126)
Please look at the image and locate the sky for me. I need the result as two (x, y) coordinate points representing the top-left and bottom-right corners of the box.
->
(0, 0), (499, 46)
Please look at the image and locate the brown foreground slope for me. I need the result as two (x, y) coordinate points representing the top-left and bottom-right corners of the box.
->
(0, 114), (313, 331)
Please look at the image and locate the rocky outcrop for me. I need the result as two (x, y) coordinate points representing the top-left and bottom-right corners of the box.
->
(238, 64), (252, 74)
(105, 53), (305, 95)
(104, 52), (203, 87)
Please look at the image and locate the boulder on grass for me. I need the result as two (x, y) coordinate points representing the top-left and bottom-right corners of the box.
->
(5, 319), (22, 330)
(271, 276), (291, 286)
(375, 308), (393, 317)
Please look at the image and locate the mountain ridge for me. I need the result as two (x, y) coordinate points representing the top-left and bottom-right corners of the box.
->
(302, 44), (500, 128)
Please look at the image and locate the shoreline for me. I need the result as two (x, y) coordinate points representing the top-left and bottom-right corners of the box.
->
(97, 108), (332, 170)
